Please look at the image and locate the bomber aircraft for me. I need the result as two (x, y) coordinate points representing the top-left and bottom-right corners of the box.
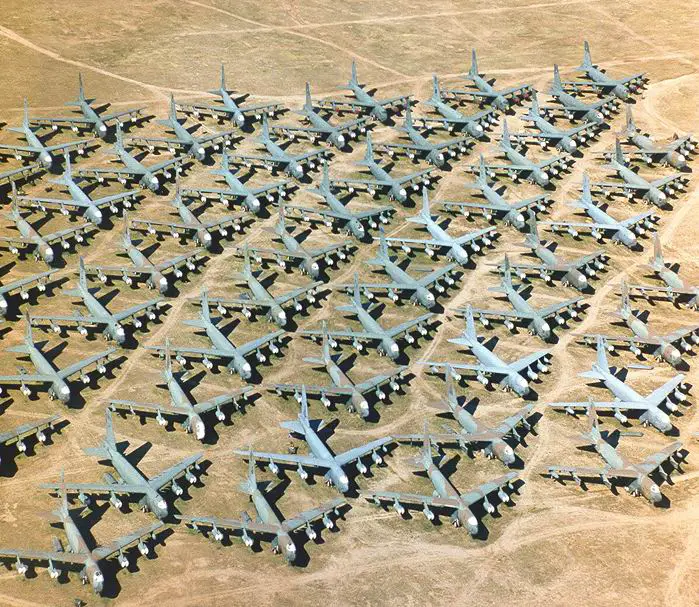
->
(544, 64), (616, 125)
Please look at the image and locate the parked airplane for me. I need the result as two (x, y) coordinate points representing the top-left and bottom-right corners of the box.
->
(0, 414), (63, 466)
(544, 64), (616, 125)
(0, 266), (57, 318)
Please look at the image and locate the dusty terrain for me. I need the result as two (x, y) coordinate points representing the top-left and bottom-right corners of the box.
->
(0, 1), (698, 606)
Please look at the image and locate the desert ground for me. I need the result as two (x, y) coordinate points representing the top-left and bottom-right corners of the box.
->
(0, 1), (698, 606)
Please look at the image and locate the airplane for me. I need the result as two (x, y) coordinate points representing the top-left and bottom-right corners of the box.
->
(465, 256), (583, 341)
(416, 75), (493, 138)
(30, 73), (144, 139)
(442, 49), (534, 111)
(473, 120), (572, 187)
(625, 233), (698, 308)
(270, 82), (370, 149)
(229, 115), (332, 179)
(126, 95), (237, 162)
(314, 60), (410, 123)
(543, 64), (617, 125)
(540, 173), (658, 249)
(328, 132), (436, 203)
(0, 473), (164, 595)
(0, 313), (115, 403)
(243, 203), (353, 278)
(28, 257), (163, 345)
(419, 367), (534, 466)
(440, 155), (552, 230)
(546, 336), (688, 433)
(422, 304), (552, 397)
(129, 185), (248, 250)
(0, 414), (63, 466)
(76, 124), (188, 192)
(0, 186), (96, 265)
(611, 105), (695, 170)
(515, 93), (601, 153)
(336, 226), (457, 309)
(283, 162), (394, 241)
(41, 410), (202, 520)
(177, 452), (346, 563)
(380, 187), (497, 266)
(109, 339), (253, 440)
(561, 41), (647, 101)
(180, 150), (292, 215)
(233, 386), (394, 493)
(13, 153), (141, 226)
(148, 288), (285, 380)
(360, 423), (519, 536)
(0, 266), (57, 319)
(495, 210), (607, 291)
(379, 102), (472, 167)
(199, 245), (321, 327)
(272, 323), (408, 419)
(574, 281), (698, 367)
(299, 273), (434, 361)
(544, 409), (684, 504)
(0, 99), (94, 168)
(175, 64), (284, 127)
(590, 139), (689, 208)
(83, 217), (204, 294)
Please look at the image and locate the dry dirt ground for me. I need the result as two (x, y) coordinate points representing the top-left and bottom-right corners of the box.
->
(0, 1), (698, 606)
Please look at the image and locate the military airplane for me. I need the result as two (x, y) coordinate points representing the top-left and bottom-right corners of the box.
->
(149, 288), (284, 380)
(422, 304), (551, 397)
(360, 424), (519, 536)
(178, 452), (346, 563)
(300, 273), (434, 361)
(544, 64), (616, 125)
(465, 256), (584, 341)
(110, 339), (253, 440)
(314, 60), (409, 123)
(561, 41), (646, 101)
(229, 115), (331, 179)
(0, 266), (57, 319)
(175, 64), (283, 127)
(590, 139), (688, 208)
(29, 257), (163, 345)
(440, 155), (551, 230)
(42, 410), (202, 519)
(83, 217), (204, 294)
(381, 187), (496, 266)
(379, 102), (472, 167)
(443, 49), (534, 111)
(0, 187), (96, 265)
(284, 162), (393, 241)
(496, 210), (607, 291)
(243, 203), (352, 278)
(270, 83), (369, 149)
(129, 185), (248, 250)
(14, 153), (140, 226)
(0, 99), (94, 168)
(0, 414), (63, 466)
(0, 474), (164, 595)
(328, 132), (436, 203)
(626, 233), (698, 308)
(541, 173), (658, 249)
(181, 150), (291, 215)
(30, 74), (144, 139)
(272, 323), (408, 419)
(546, 336), (688, 433)
(0, 313), (115, 403)
(574, 281), (698, 367)
(544, 409), (684, 504)
(76, 125), (187, 192)
(199, 246), (321, 327)
(337, 226), (457, 309)
(126, 95), (236, 162)
(234, 387), (393, 493)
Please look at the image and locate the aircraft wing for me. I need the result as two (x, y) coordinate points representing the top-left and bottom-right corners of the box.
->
(545, 464), (639, 480)
(193, 388), (253, 415)
(360, 489), (460, 510)
(147, 453), (203, 492)
(354, 366), (409, 394)
(416, 263), (458, 288)
(178, 513), (279, 537)
(329, 177), (393, 192)
(42, 223), (96, 247)
(44, 137), (97, 154)
(493, 404), (535, 437)
(299, 327), (381, 342)
(0, 269), (57, 297)
(0, 236), (43, 255)
(644, 375), (685, 407)
(30, 115), (94, 129)
(248, 179), (293, 198)
(0, 372), (54, 387)
(0, 414), (62, 448)
(307, 240), (354, 259)
(148, 155), (189, 174)
(281, 498), (348, 534)
(0, 548), (86, 568)
(91, 521), (164, 561)
(273, 281), (323, 306)
(235, 329), (286, 357)
(468, 306), (534, 322)
(154, 248), (205, 273)
(536, 296), (585, 320)
(76, 165), (145, 181)
(393, 168), (436, 188)
(566, 249), (607, 271)
(508, 350), (551, 374)
(57, 347), (116, 381)
(635, 441), (683, 475)
(111, 297), (164, 324)
(575, 332), (662, 349)
(41, 481), (151, 496)
(30, 312), (106, 330)
(273, 383), (354, 398)
(109, 399), (190, 419)
(618, 210), (658, 229)
(233, 449), (332, 471)
(22, 190), (141, 213)
(145, 342), (228, 361)
(459, 472), (519, 506)
(0, 143), (41, 156)
(540, 220), (624, 237)
(626, 283), (698, 298)
(650, 173), (687, 189)
(0, 163), (44, 187)
(385, 312), (435, 338)
(245, 245), (307, 263)
(195, 128), (238, 148)
(125, 135), (189, 152)
(292, 148), (332, 164)
(335, 436), (394, 467)
(545, 400), (653, 412)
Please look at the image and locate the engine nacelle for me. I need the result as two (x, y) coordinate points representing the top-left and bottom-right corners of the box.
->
(356, 460), (368, 475)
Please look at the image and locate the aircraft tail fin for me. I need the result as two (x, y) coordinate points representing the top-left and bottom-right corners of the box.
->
(299, 385), (310, 424)
(78, 73), (85, 102)
(595, 335), (610, 373)
(220, 63), (226, 91)
(238, 451), (257, 495)
(24, 310), (33, 346)
(648, 232), (665, 271)
(358, 132), (375, 166)
(500, 119), (512, 150)
(321, 320), (332, 363)
(304, 82), (313, 112)
(366, 225), (389, 266)
(199, 287), (211, 324)
(578, 172), (593, 207)
(524, 210), (540, 247)
(613, 137), (626, 165)
(527, 93), (540, 118)
(430, 74), (442, 103)
(275, 202), (287, 235)
(407, 187), (431, 225)
(78, 256), (88, 292)
(580, 407), (602, 444)
(578, 40), (593, 71)
(52, 469), (70, 520)
(9, 183), (22, 222)
(320, 160), (330, 191)
(477, 154), (487, 187)
(163, 337), (173, 381)
(122, 211), (133, 249)
(550, 64), (563, 94)
(500, 254), (513, 290)
(624, 104), (637, 136)
(469, 49), (479, 78)
(463, 304), (478, 342)
(104, 409), (117, 449)
(22, 98), (29, 129)
(618, 279), (631, 316)
(350, 60), (358, 86)
(352, 272), (362, 306)
(403, 101), (413, 129)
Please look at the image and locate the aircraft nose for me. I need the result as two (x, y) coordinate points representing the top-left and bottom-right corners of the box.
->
(293, 165), (304, 178)
(41, 153), (53, 167)
(235, 113), (246, 127)
(98, 123), (107, 133)
(43, 246), (55, 264)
